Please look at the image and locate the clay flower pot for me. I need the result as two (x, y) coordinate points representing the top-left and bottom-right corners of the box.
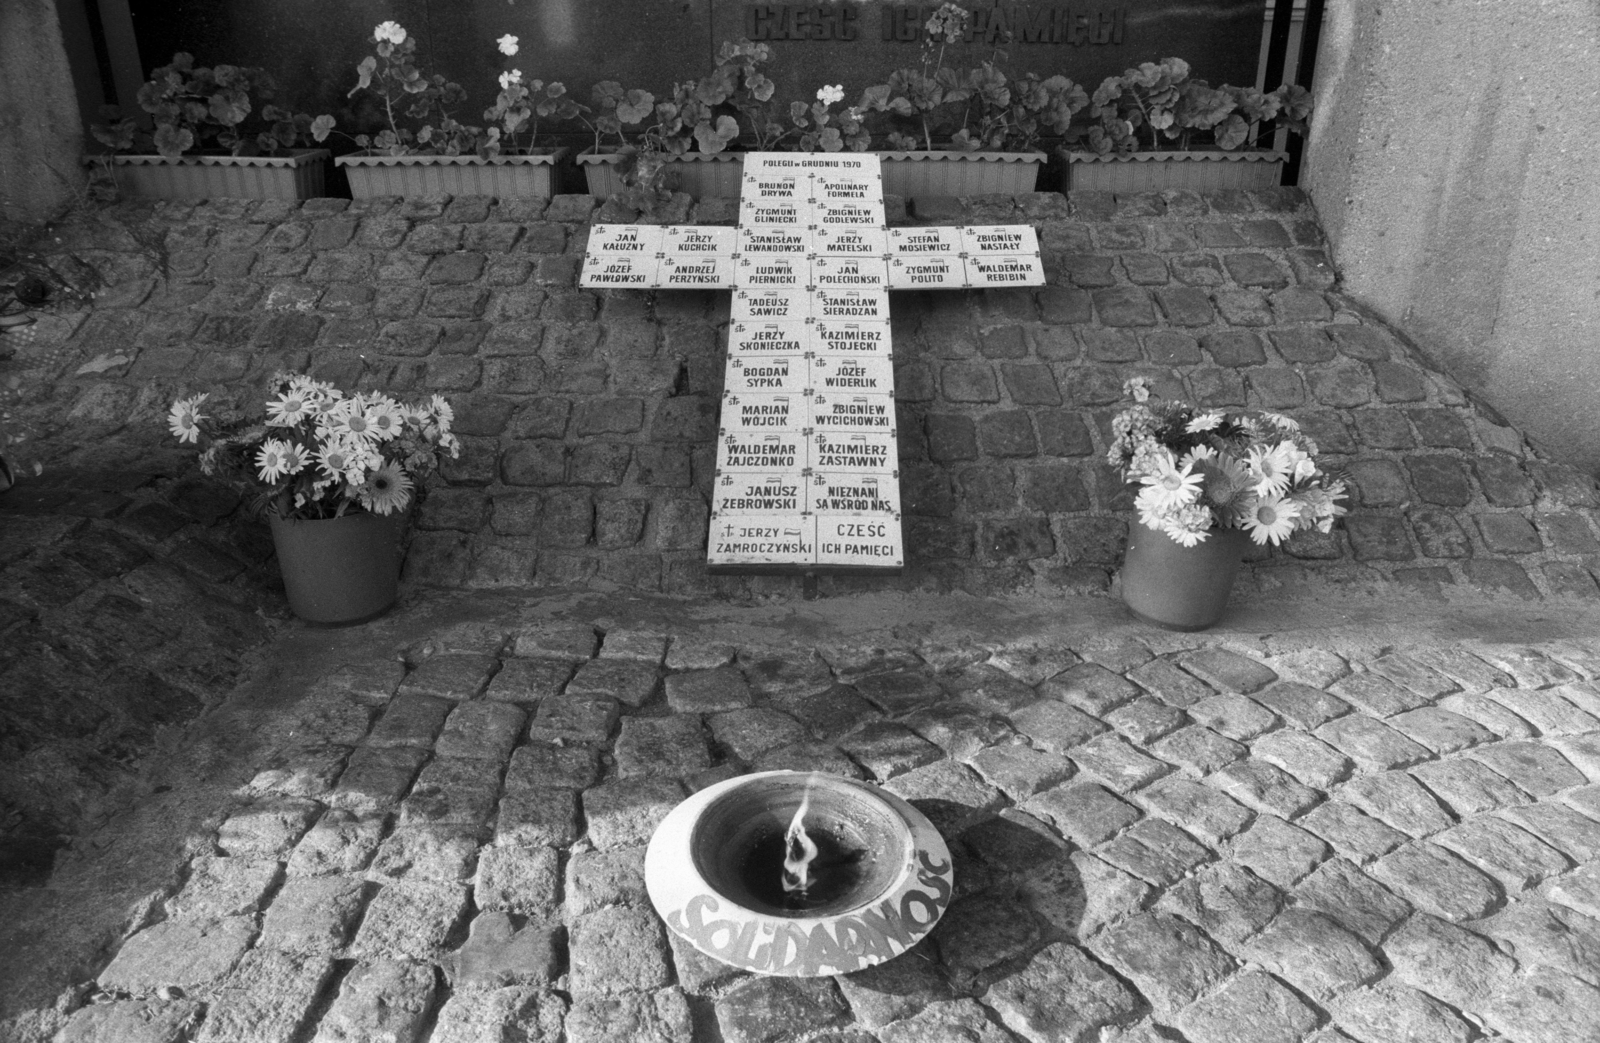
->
(268, 509), (406, 625)
(1120, 525), (1250, 631)
(645, 770), (952, 977)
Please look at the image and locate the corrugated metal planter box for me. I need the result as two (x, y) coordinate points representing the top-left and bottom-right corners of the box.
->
(876, 151), (1045, 198)
(89, 149), (329, 199)
(1060, 149), (1288, 193)
(336, 149), (568, 199)
(577, 148), (744, 199)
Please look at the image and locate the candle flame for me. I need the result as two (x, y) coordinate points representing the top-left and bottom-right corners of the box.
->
(781, 783), (818, 895)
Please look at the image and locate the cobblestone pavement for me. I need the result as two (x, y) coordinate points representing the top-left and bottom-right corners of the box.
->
(4, 188), (1599, 604)
(7, 589), (1600, 1043)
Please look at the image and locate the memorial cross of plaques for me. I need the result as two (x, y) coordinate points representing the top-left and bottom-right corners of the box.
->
(580, 152), (1046, 574)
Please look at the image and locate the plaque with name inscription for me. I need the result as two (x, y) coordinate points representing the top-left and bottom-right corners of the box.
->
(576, 151), (1045, 575)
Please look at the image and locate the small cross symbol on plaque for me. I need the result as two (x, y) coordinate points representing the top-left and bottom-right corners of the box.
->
(581, 152), (1046, 574)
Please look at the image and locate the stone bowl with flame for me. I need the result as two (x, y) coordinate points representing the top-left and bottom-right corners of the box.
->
(644, 770), (953, 977)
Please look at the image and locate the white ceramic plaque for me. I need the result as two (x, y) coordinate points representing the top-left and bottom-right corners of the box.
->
(580, 251), (660, 288)
(663, 225), (736, 260)
(735, 254), (806, 289)
(786, 152), (880, 176)
(741, 170), (808, 200)
(806, 472), (901, 516)
(707, 516), (815, 566)
(740, 153), (816, 177)
(731, 288), (810, 321)
(588, 224), (666, 258)
(721, 393), (804, 434)
(812, 255), (889, 290)
(812, 175), (882, 207)
(888, 225), (964, 258)
(737, 224), (811, 257)
(813, 287), (887, 320)
(888, 254), (967, 289)
(717, 432), (804, 472)
(816, 202), (883, 228)
(813, 320), (890, 355)
(961, 225), (1039, 256)
(659, 254), (734, 288)
(728, 320), (812, 356)
(810, 353), (893, 393)
(814, 514), (903, 568)
(726, 354), (807, 394)
(810, 392), (895, 433)
(964, 253), (1046, 287)
(713, 472), (805, 514)
(739, 198), (808, 228)
(811, 431), (896, 472)
(814, 223), (888, 258)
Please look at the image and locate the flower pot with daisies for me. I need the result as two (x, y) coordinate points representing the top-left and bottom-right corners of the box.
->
(1107, 378), (1348, 631)
(167, 374), (461, 624)
(319, 22), (575, 199)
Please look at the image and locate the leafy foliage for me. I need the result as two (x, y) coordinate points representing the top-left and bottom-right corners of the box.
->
(90, 53), (322, 158)
(1085, 58), (1314, 154)
(856, 5), (1087, 151)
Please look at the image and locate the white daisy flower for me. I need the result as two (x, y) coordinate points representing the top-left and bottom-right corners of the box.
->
(256, 439), (293, 483)
(497, 33), (519, 56)
(1248, 441), (1300, 497)
(167, 393), (208, 444)
(1185, 411), (1224, 434)
(429, 394), (455, 427)
(366, 399), (405, 441)
(266, 389), (312, 426)
(280, 442), (309, 476)
(1241, 493), (1303, 545)
(374, 20), (406, 44)
(359, 462), (414, 515)
(1262, 412), (1301, 432)
(1137, 452), (1204, 509)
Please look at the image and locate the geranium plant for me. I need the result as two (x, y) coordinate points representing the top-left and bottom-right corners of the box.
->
(91, 52), (330, 158)
(1085, 57), (1312, 154)
(788, 85), (871, 153)
(858, 3), (1087, 151)
(315, 21), (581, 157)
(1108, 378), (1347, 547)
(167, 374), (460, 521)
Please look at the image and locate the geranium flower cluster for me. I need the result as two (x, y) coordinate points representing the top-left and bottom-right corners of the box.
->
(167, 374), (461, 520)
(1108, 378), (1348, 547)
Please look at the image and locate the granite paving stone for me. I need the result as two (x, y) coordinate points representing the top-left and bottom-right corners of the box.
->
(1315, 714), (1434, 771)
(1385, 911), (1518, 1009)
(1007, 698), (1107, 753)
(1481, 967), (1600, 1043)
(613, 714), (712, 779)
(1293, 857), (1412, 944)
(1410, 758), (1532, 816)
(1023, 781), (1142, 846)
(1298, 800), (1409, 863)
(259, 874), (368, 953)
(581, 778), (684, 850)
(1248, 681), (1352, 730)
(1230, 814), (1330, 887)
(1250, 729), (1353, 789)
(1329, 671), (1431, 717)
(429, 987), (565, 1043)
(1098, 817), (1213, 885)
(837, 720), (945, 779)
(714, 975), (848, 1043)
(193, 949), (334, 1043)
(1069, 732), (1173, 791)
(966, 742), (1075, 799)
(1498, 801), (1600, 862)
(1370, 842), (1502, 921)
(1210, 758), (1322, 819)
(1327, 982), (1474, 1043)
(310, 959), (438, 1043)
(1343, 770), (1455, 836)
(55, 999), (204, 1043)
(1483, 687), (1600, 735)
(876, 999), (1011, 1043)
(982, 941), (1138, 1043)
(350, 880), (471, 961)
(564, 990), (692, 1043)
(287, 810), (387, 877)
(1438, 692), (1536, 738)
(1473, 898), (1600, 984)
(96, 918), (256, 993)
(1156, 861), (1282, 945)
(1387, 706), (1498, 754)
(1150, 726), (1248, 774)
(1088, 911), (1236, 1017)
(1125, 656), (1213, 707)
(1471, 741), (1588, 795)
(1174, 970), (1320, 1043)
(565, 657), (660, 707)
(484, 657), (575, 703)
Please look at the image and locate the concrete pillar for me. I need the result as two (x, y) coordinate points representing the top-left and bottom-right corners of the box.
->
(1303, 0), (1600, 474)
(0, 0), (87, 233)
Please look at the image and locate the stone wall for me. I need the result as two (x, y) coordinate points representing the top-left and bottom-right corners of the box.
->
(0, 0), (85, 234)
(1303, 0), (1600, 474)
